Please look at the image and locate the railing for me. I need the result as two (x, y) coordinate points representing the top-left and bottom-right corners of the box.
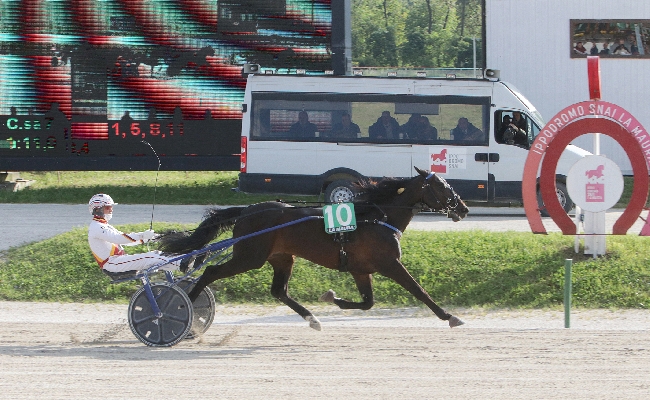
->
(351, 67), (484, 79)
(247, 65), (485, 79)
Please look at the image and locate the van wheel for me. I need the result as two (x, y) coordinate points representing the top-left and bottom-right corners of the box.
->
(325, 180), (356, 203)
(537, 182), (574, 217)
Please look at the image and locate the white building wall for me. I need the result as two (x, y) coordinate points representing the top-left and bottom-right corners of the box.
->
(486, 0), (650, 174)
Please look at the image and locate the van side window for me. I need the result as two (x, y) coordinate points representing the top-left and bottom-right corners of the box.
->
(495, 110), (531, 149)
(251, 93), (490, 146)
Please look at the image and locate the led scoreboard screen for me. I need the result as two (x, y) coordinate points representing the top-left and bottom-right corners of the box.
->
(0, 0), (343, 170)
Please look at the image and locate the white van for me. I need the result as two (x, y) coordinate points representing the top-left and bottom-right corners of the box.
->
(238, 73), (589, 211)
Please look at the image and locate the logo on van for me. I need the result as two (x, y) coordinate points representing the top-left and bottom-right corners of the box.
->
(429, 147), (467, 174)
(430, 148), (447, 173)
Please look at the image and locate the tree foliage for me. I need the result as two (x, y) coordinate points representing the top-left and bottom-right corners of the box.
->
(352, 0), (483, 68)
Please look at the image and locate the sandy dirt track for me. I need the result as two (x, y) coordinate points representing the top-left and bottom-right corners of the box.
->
(1, 302), (650, 399)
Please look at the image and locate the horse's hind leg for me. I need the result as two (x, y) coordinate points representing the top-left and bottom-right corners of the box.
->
(320, 273), (374, 310)
(378, 260), (464, 328)
(268, 254), (322, 331)
(187, 245), (269, 302)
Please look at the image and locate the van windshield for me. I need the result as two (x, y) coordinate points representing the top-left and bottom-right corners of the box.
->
(501, 83), (545, 127)
(250, 92), (491, 146)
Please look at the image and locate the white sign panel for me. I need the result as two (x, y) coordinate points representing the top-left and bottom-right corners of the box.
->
(566, 155), (624, 212)
(429, 147), (467, 174)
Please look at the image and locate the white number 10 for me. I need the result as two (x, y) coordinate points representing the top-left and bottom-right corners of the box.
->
(323, 203), (353, 227)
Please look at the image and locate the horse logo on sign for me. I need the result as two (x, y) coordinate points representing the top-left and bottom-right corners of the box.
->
(585, 164), (605, 202)
(567, 155), (624, 214)
(430, 148), (447, 173)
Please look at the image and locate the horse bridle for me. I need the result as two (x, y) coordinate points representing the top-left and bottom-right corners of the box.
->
(420, 172), (461, 216)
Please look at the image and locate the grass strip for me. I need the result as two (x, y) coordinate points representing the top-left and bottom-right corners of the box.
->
(0, 171), (646, 208)
(1, 223), (649, 308)
(0, 171), (317, 205)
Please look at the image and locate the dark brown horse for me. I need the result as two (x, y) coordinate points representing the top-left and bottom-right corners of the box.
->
(159, 166), (469, 329)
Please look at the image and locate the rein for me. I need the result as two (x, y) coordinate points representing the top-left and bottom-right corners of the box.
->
(157, 173), (457, 241)
(374, 220), (402, 238)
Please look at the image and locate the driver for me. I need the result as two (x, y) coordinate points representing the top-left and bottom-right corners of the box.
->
(87, 193), (191, 273)
(508, 111), (528, 145)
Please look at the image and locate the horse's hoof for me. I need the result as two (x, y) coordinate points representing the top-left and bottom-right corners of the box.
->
(319, 289), (336, 303)
(448, 316), (465, 328)
(305, 315), (322, 331)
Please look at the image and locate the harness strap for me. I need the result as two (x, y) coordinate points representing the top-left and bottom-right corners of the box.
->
(339, 249), (348, 272)
(333, 231), (351, 272)
(149, 215), (322, 276)
(371, 203), (388, 222)
(374, 220), (403, 239)
(203, 215), (321, 254)
(336, 219), (401, 273)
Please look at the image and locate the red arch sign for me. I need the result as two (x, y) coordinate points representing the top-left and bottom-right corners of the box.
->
(522, 101), (650, 235)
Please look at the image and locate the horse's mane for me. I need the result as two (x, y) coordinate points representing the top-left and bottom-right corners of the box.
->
(352, 177), (411, 205)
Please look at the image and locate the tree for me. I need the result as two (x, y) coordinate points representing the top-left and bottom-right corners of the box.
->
(425, 0), (433, 33)
(366, 28), (400, 66)
(455, 0), (482, 38)
(352, 0), (407, 66)
(401, 28), (429, 66)
(351, 0), (483, 68)
(453, 0), (482, 68)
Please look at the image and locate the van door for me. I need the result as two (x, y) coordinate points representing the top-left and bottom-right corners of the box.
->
(409, 83), (491, 201)
(249, 140), (414, 178)
(321, 142), (414, 178)
(413, 141), (491, 201)
(490, 109), (537, 200)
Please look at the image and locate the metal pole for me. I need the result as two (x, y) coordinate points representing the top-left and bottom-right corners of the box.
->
(141, 140), (161, 230)
(472, 37), (477, 77)
(564, 258), (573, 328)
(574, 205), (581, 253)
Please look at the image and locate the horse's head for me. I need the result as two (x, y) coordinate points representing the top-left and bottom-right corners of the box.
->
(414, 166), (469, 221)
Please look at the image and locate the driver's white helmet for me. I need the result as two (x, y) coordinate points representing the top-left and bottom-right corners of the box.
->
(88, 193), (117, 215)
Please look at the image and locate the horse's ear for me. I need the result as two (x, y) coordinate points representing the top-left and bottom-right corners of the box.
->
(414, 166), (427, 176)
(397, 187), (405, 195)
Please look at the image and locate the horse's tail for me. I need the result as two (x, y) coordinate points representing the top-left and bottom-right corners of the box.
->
(158, 206), (246, 253)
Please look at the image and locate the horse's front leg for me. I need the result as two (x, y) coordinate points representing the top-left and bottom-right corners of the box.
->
(268, 254), (322, 331)
(319, 272), (375, 310)
(378, 259), (464, 328)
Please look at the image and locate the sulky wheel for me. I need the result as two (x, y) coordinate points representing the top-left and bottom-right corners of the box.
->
(181, 283), (216, 339)
(128, 282), (193, 347)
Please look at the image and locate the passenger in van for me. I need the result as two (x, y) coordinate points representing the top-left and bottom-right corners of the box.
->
(497, 115), (512, 143)
(510, 111), (528, 145)
(288, 110), (318, 138)
(330, 112), (361, 139)
(573, 41), (588, 55)
(412, 115), (438, 141)
(499, 112), (528, 146)
(451, 117), (484, 142)
(630, 37), (640, 55)
(511, 112), (528, 133)
(369, 110), (400, 139)
(599, 41), (610, 55)
(612, 39), (630, 55)
(400, 113), (421, 138)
